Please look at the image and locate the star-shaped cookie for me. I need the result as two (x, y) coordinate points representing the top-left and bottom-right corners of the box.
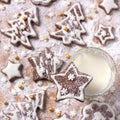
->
(51, 63), (92, 101)
(50, 3), (86, 46)
(54, 114), (70, 120)
(95, 24), (114, 45)
(1, 7), (39, 49)
(99, 0), (118, 14)
(2, 61), (23, 82)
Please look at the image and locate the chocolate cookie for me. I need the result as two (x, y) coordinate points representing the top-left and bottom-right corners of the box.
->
(51, 62), (92, 101)
(50, 3), (86, 46)
(1, 7), (39, 49)
(81, 101), (115, 120)
(28, 47), (64, 82)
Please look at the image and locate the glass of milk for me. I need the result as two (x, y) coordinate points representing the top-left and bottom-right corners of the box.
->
(71, 47), (116, 96)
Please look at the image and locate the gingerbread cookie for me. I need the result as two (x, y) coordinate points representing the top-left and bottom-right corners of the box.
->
(81, 101), (115, 120)
(28, 47), (64, 82)
(31, 0), (56, 6)
(1, 61), (23, 82)
(54, 114), (70, 120)
(51, 63), (92, 101)
(25, 91), (45, 110)
(2, 102), (38, 120)
(99, 0), (118, 14)
(50, 3), (86, 46)
(0, 0), (9, 3)
(95, 24), (115, 45)
(1, 7), (39, 49)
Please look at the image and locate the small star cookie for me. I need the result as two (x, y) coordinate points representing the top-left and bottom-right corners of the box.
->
(28, 47), (64, 82)
(54, 114), (70, 120)
(81, 101), (115, 120)
(50, 3), (86, 46)
(99, 0), (118, 14)
(2, 61), (23, 82)
(31, 0), (56, 6)
(95, 24), (114, 45)
(1, 7), (39, 49)
(51, 63), (92, 101)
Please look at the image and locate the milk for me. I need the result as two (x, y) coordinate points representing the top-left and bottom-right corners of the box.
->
(73, 49), (115, 96)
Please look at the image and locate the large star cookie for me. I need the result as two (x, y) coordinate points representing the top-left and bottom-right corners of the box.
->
(2, 61), (23, 82)
(95, 24), (114, 45)
(25, 91), (45, 110)
(99, 0), (118, 14)
(54, 114), (70, 120)
(50, 3), (86, 46)
(81, 101), (115, 120)
(28, 47), (64, 82)
(2, 102), (39, 120)
(1, 7), (39, 49)
(51, 63), (92, 101)
(31, 0), (56, 6)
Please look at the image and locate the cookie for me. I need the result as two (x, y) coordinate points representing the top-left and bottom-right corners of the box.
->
(1, 7), (39, 49)
(0, 0), (9, 3)
(31, 0), (56, 6)
(51, 62), (92, 101)
(2, 102), (38, 120)
(1, 61), (23, 82)
(50, 3), (86, 46)
(81, 101), (115, 120)
(95, 24), (114, 45)
(25, 91), (45, 110)
(28, 47), (64, 82)
(99, 0), (118, 14)
(54, 114), (70, 120)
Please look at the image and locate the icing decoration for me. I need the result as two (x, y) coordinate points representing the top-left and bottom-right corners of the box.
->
(25, 91), (45, 110)
(2, 102), (38, 120)
(0, 0), (9, 3)
(50, 3), (86, 46)
(81, 101), (115, 120)
(2, 61), (23, 82)
(28, 47), (64, 82)
(99, 0), (118, 14)
(51, 63), (92, 101)
(95, 24), (114, 45)
(54, 114), (70, 120)
(1, 7), (39, 49)
(31, 0), (56, 6)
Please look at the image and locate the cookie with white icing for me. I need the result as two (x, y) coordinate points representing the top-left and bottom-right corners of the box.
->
(99, 0), (118, 14)
(1, 61), (23, 82)
(31, 0), (56, 6)
(1, 7), (39, 49)
(51, 62), (92, 101)
(50, 3), (86, 46)
(25, 91), (45, 110)
(2, 102), (38, 120)
(81, 101), (115, 120)
(95, 24), (115, 45)
(54, 114), (70, 120)
(0, 0), (9, 3)
(28, 47), (64, 82)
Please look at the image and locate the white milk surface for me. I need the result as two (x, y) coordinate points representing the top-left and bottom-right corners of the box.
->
(74, 52), (112, 96)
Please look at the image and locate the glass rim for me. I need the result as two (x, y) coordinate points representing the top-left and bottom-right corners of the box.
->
(71, 47), (117, 97)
